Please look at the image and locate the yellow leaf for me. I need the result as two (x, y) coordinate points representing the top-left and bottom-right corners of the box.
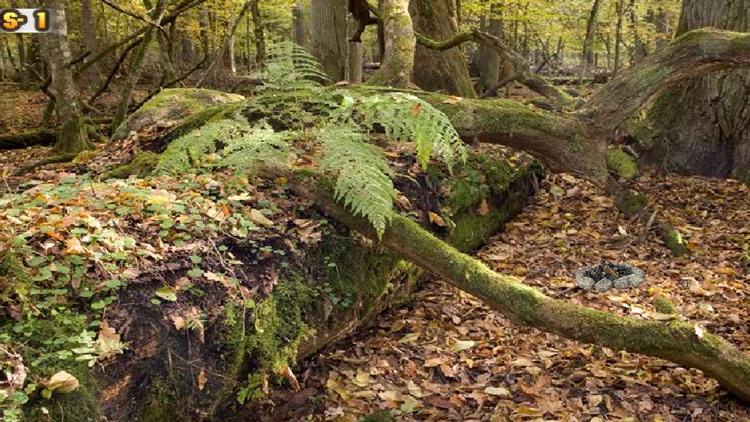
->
(650, 312), (677, 321)
(716, 267), (737, 276)
(147, 189), (175, 205)
(249, 209), (274, 227)
(47, 371), (79, 393)
(450, 339), (475, 352)
(484, 386), (510, 397)
(442, 96), (463, 105)
(378, 390), (403, 402)
(63, 238), (86, 255)
(428, 212), (445, 227)
(198, 368), (207, 391)
(352, 371), (370, 387)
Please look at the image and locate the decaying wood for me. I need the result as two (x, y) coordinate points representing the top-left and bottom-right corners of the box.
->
(294, 177), (750, 404)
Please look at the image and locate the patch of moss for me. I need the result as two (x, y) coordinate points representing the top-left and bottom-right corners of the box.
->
(653, 296), (678, 314)
(665, 229), (689, 257)
(605, 150), (638, 179)
(104, 150), (160, 179)
(139, 379), (177, 422)
(617, 190), (648, 217)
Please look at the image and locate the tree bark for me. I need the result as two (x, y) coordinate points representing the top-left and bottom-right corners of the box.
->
(367, 0), (415, 88)
(295, 178), (750, 404)
(409, 0), (476, 97)
(112, 0), (168, 131)
(251, 0), (265, 70)
(646, 0), (750, 183)
(476, 2), (505, 95)
(581, 0), (602, 73)
(38, 1), (93, 154)
(310, 0), (348, 81)
(293, 0), (308, 48)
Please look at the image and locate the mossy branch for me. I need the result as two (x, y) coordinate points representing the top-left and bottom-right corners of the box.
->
(292, 174), (750, 404)
(584, 28), (750, 130)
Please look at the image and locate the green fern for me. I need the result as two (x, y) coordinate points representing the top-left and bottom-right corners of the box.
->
(332, 92), (467, 171)
(317, 126), (397, 238)
(220, 122), (293, 173)
(255, 41), (330, 91)
(156, 119), (292, 176)
(155, 118), (241, 174)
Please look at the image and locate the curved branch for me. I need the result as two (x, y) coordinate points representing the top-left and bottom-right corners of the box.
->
(295, 178), (750, 404)
(584, 28), (750, 130)
(416, 30), (573, 106)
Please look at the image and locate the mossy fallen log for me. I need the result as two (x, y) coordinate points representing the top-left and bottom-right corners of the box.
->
(294, 176), (750, 404)
(5, 147), (540, 421)
(0, 129), (56, 150)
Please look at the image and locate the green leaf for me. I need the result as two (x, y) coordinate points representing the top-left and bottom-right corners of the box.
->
(155, 286), (178, 302)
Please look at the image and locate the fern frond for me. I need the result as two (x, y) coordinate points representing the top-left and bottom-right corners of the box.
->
(255, 41), (329, 90)
(219, 122), (293, 174)
(331, 92), (467, 171)
(155, 119), (241, 174)
(156, 119), (293, 176)
(317, 126), (397, 238)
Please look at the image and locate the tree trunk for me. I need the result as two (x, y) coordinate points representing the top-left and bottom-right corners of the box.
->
(222, 25), (236, 74)
(293, 0), (308, 48)
(645, 0), (750, 183)
(409, 0), (476, 97)
(196, 0), (251, 87)
(112, 0), (168, 131)
(296, 178), (750, 403)
(613, 0), (624, 76)
(347, 14), (364, 83)
(581, 0), (602, 73)
(81, 0), (97, 55)
(16, 34), (29, 89)
(310, 0), (348, 81)
(38, 2), (93, 154)
(367, 0), (415, 88)
(251, 0), (266, 70)
(477, 3), (505, 95)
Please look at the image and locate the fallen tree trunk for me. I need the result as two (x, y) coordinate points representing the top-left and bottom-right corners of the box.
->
(0, 129), (56, 150)
(295, 176), (750, 403)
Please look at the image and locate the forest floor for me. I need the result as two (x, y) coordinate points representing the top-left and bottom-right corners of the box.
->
(281, 173), (750, 422)
(1, 85), (749, 422)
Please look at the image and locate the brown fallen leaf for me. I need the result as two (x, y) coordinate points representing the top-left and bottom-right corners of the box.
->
(478, 199), (490, 216)
(428, 211), (445, 227)
(198, 368), (207, 391)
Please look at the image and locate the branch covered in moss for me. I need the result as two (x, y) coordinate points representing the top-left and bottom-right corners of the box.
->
(584, 28), (750, 130)
(293, 175), (750, 404)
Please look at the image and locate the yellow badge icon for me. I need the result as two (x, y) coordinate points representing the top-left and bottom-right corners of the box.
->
(1, 9), (28, 32)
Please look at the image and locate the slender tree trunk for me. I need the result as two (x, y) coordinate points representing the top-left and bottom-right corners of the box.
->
(581, 0), (602, 74)
(409, 0), (476, 97)
(158, 31), (177, 82)
(477, 3), (504, 95)
(196, 0), (251, 87)
(112, 0), (168, 131)
(16, 34), (29, 89)
(613, 0), (624, 76)
(81, 0), (97, 55)
(293, 0), (308, 48)
(38, 2), (93, 154)
(347, 14), (364, 83)
(310, 0), (347, 81)
(251, 0), (266, 70)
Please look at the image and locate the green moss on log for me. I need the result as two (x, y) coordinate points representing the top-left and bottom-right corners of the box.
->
(605, 150), (638, 179)
(104, 150), (160, 179)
